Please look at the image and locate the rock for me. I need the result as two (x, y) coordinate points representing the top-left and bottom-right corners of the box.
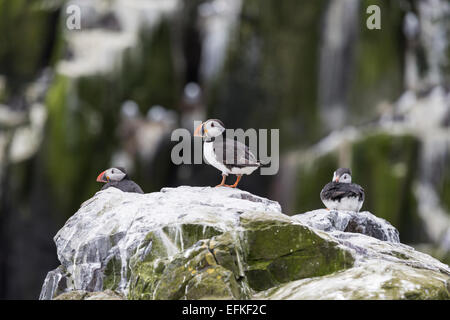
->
(257, 223), (450, 299)
(292, 209), (400, 243)
(40, 186), (450, 300)
(39, 265), (68, 300)
(54, 289), (123, 300)
(239, 212), (353, 291)
(40, 186), (352, 299)
(257, 260), (450, 300)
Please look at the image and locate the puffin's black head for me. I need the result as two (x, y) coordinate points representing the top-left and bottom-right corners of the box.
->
(96, 167), (128, 183)
(332, 168), (352, 183)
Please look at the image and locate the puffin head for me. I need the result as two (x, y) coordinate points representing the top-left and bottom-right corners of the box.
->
(194, 119), (225, 139)
(96, 167), (127, 183)
(332, 168), (352, 183)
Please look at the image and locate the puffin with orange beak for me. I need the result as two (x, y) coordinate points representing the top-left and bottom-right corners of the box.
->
(320, 168), (364, 212)
(194, 119), (262, 188)
(96, 167), (144, 193)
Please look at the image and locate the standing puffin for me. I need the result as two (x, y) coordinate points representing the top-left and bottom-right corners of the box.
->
(320, 168), (364, 212)
(194, 119), (262, 188)
(96, 167), (144, 194)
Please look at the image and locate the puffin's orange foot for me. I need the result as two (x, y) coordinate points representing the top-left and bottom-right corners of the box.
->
(225, 184), (238, 188)
(228, 175), (242, 188)
(215, 174), (227, 187)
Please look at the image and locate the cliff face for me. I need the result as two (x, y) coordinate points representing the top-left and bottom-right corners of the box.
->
(40, 186), (450, 300)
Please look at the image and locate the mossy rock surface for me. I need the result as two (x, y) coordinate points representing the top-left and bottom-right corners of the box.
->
(128, 237), (248, 300)
(124, 212), (355, 299)
(40, 187), (450, 300)
(55, 289), (123, 300)
(103, 257), (122, 291)
(240, 212), (354, 291)
(182, 266), (242, 300)
(259, 261), (450, 300)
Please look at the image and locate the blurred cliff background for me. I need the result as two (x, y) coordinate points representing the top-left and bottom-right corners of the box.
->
(0, 0), (449, 299)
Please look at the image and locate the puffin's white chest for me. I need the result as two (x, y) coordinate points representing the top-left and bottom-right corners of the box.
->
(204, 142), (230, 175)
(203, 141), (259, 176)
(322, 197), (363, 212)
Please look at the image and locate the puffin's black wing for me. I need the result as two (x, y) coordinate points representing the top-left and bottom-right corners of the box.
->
(119, 180), (144, 194)
(320, 182), (364, 202)
(213, 138), (259, 168)
(353, 183), (365, 202)
(129, 181), (144, 194)
(100, 180), (144, 194)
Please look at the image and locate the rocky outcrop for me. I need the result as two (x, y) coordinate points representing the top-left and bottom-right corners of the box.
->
(40, 186), (450, 300)
(40, 186), (353, 299)
(292, 209), (400, 243)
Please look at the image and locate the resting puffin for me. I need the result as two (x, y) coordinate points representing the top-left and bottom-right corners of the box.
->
(96, 167), (144, 194)
(320, 168), (364, 212)
(194, 119), (261, 188)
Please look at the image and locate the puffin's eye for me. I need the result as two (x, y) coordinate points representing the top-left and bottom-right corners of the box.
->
(112, 170), (115, 174)
(211, 122), (215, 127)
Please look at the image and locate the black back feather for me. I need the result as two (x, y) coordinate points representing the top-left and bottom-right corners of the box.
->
(320, 182), (364, 202)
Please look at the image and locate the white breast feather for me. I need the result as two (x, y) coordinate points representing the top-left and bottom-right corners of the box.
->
(322, 197), (363, 212)
(203, 142), (259, 176)
(204, 142), (230, 175)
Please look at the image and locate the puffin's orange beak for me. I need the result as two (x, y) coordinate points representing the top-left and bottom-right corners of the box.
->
(334, 176), (340, 183)
(96, 171), (107, 183)
(194, 123), (204, 137)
